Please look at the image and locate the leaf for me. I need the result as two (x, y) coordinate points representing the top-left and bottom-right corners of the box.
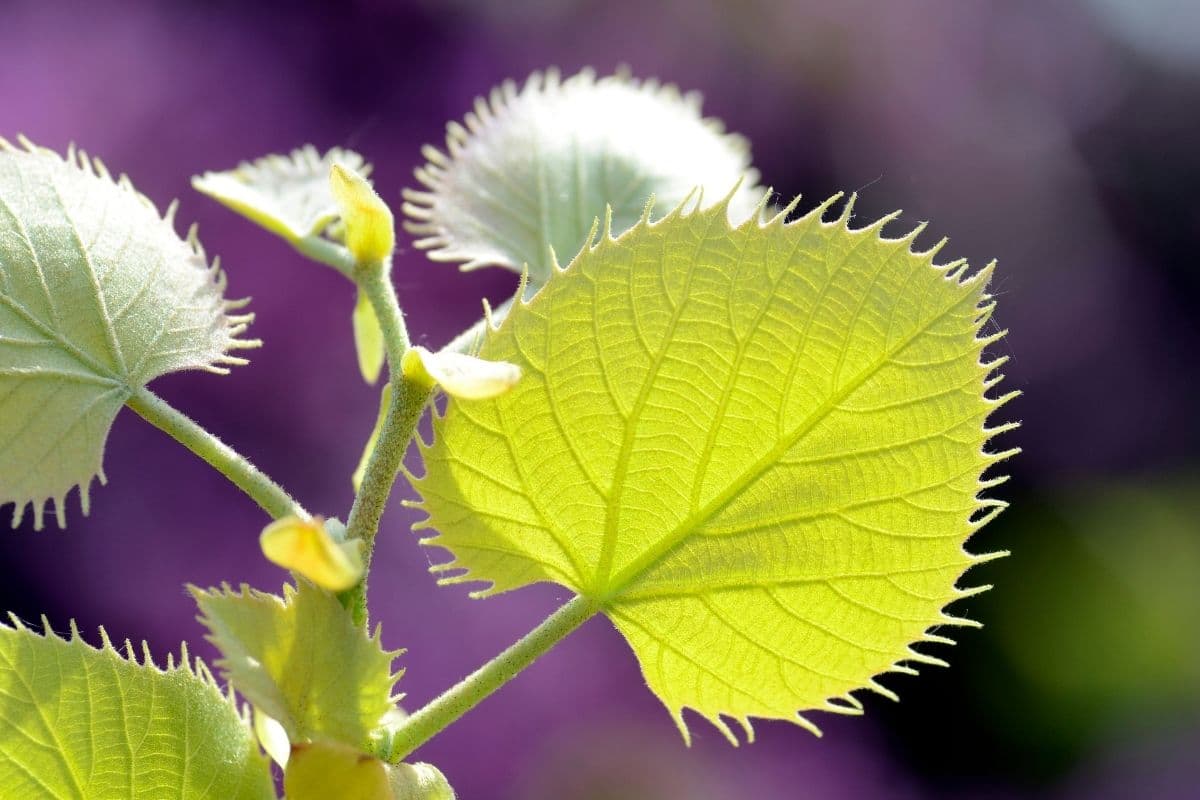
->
(354, 289), (386, 384)
(402, 346), (521, 400)
(0, 615), (275, 799)
(192, 145), (370, 243)
(411, 193), (1016, 742)
(402, 68), (764, 286)
(191, 581), (403, 749)
(0, 138), (256, 529)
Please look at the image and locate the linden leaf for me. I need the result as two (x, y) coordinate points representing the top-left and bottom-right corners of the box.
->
(192, 145), (370, 243)
(402, 68), (764, 286)
(0, 616), (275, 799)
(0, 138), (256, 529)
(191, 581), (403, 750)
(412, 194), (1016, 742)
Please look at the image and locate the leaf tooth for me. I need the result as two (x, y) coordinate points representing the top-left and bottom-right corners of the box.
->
(737, 716), (756, 743)
(670, 708), (692, 747)
(707, 713), (740, 747)
(923, 632), (957, 647)
(905, 647), (950, 668)
(822, 697), (863, 716)
(792, 713), (823, 737)
(866, 678), (900, 702)
(834, 192), (858, 225)
(938, 613), (983, 629)
(956, 584), (993, 600)
(766, 191), (803, 228)
(52, 494), (66, 529)
(32, 499), (45, 531)
(971, 549), (1010, 565)
(891, 664), (920, 676)
(987, 388), (1021, 410)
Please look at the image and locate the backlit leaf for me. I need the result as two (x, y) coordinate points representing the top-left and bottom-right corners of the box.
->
(402, 68), (763, 286)
(0, 138), (256, 529)
(192, 145), (369, 243)
(354, 289), (386, 384)
(412, 193), (1015, 742)
(192, 581), (403, 750)
(0, 616), (275, 799)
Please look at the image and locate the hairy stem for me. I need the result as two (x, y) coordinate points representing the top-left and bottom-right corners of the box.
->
(291, 235), (356, 279)
(339, 263), (430, 624)
(388, 595), (597, 761)
(127, 388), (304, 520)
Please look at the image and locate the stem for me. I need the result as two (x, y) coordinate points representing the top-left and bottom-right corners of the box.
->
(291, 235), (356, 279)
(388, 595), (597, 761)
(339, 263), (429, 623)
(126, 388), (304, 520)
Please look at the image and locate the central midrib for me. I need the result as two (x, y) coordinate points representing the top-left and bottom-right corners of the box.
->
(596, 277), (980, 605)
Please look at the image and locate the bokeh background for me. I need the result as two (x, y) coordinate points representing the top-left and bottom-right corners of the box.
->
(3, 0), (1198, 797)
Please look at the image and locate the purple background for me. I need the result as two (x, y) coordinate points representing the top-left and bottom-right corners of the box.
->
(2, 1), (1198, 797)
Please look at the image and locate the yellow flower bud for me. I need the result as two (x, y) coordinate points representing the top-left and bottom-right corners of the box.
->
(260, 516), (364, 592)
(330, 163), (395, 265)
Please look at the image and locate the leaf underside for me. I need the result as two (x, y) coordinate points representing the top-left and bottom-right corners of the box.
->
(192, 581), (404, 750)
(0, 616), (275, 799)
(412, 192), (1016, 743)
(0, 138), (255, 529)
(402, 67), (764, 286)
(192, 145), (370, 243)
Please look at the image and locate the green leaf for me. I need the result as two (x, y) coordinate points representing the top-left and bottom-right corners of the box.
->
(191, 581), (403, 750)
(192, 145), (370, 244)
(354, 289), (386, 384)
(0, 615), (275, 799)
(284, 741), (392, 800)
(0, 138), (257, 529)
(411, 194), (1015, 742)
(402, 68), (763, 287)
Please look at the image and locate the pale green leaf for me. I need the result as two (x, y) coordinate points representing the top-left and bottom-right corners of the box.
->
(0, 138), (257, 529)
(191, 581), (403, 749)
(354, 289), (386, 384)
(192, 145), (370, 243)
(390, 762), (456, 800)
(412, 194), (1015, 742)
(402, 68), (763, 286)
(0, 616), (275, 799)
(402, 346), (521, 400)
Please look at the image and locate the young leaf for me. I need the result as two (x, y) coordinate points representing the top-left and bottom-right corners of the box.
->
(0, 616), (275, 799)
(402, 345), (521, 400)
(354, 288), (387, 384)
(330, 163), (396, 265)
(403, 68), (763, 286)
(192, 145), (370, 243)
(412, 193), (1016, 742)
(191, 581), (403, 749)
(0, 138), (256, 529)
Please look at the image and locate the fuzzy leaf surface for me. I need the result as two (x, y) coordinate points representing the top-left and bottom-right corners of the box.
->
(0, 139), (254, 529)
(192, 581), (403, 749)
(0, 617), (275, 799)
(192, 145), (369, 243)
(403, 68), (763, 285)
(413, 195), (1013, 741)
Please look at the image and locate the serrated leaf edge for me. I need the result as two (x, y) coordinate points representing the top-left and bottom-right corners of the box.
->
(401, 66), (760, 272)
(0, 136), (261, 531)
(406, 187), (1020, 743)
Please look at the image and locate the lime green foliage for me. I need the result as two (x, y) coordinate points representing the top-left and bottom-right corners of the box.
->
(192, 145), (369, 244)
(0, 138), (256, 530)
(0, 616), (274, 799)
(331, 163), (396, 267)
(402, 68), (763, 285)
(192, 581), (403, 750)
(413, 193), (1014, 742)
(354, 289), (387, 383)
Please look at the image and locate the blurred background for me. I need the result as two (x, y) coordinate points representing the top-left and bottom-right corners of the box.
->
(2, 0), (1198, 797)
